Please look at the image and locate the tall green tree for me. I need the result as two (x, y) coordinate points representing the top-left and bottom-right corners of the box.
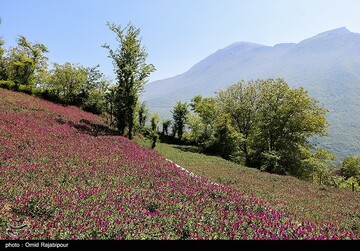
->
(217, 79), (328, 176)
(217, 80), (260, 165)
(7, 35), (48, 87)
(172, 101), (189, 140)
(255, 79), (328, 175)
(102, 22), (155, 139)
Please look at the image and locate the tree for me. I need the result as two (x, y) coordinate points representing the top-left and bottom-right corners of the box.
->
(138, 101), (149, 128)
(189, 95), (217, 145)
(46, 62), (108, 113)
(341, 156), (360, 181)
(7, 35), (48, 87)
(102, 22), (155, 139)
(217, 80), (260, 166)
(172, 101), (189, 140)
(186, 113), (204, 143)
(255, 79), (328, 175)
(302, 149), (336, 183)
(151, 113), (160, 132)
(48, 62), (88, 105)
(82, 65), (109, 114)
(161, 119), (171, 135)
(216, 79), (328, 176)
(210, 113), (243, 162)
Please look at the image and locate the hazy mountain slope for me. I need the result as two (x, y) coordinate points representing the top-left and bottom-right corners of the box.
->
(143, 27), (360, 159)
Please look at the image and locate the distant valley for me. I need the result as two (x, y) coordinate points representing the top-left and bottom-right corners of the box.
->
(143, 27), (360, 160)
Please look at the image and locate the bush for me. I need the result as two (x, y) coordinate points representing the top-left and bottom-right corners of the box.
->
(31, 87), (43, 98)
(339, 177), (360, 192)
(18, 84), (34, 95)
(0, 80), (15, 90)
(341, 156), (360, 180)
(39, 89), (62, 104)
(82, 102), (103, 115)
(0, 81), (44, 97)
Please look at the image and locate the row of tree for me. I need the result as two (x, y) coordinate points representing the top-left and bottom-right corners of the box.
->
(0, 19), (154, 135)
(0, 21), (110, 114)
(169, 79), (329, 177)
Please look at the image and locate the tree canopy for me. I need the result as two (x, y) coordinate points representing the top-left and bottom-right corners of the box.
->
(188, 79), (329, 177)
(6, 36), (48, 88)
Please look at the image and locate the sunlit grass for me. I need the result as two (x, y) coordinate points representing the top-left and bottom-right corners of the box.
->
(143, 139), (360, 235)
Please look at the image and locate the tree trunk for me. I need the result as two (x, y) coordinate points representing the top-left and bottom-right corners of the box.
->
(128, 106), (134, 140)
(128, 122), (133, 140)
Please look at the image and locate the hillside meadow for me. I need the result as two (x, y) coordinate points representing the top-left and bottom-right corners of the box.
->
(0, 88), (359, 240)
(141, 141), (360, 235)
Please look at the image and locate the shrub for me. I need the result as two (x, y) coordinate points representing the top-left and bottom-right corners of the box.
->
(18, 85), (34, 95)
(0, 80), (15, 90)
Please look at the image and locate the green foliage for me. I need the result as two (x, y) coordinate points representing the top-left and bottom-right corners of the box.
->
(171, 101), (189, 140)
(43, 62), (108, 113)
(302, 149), (336, 182)
(149, 138), (360, 235)
(207, 113), (244, 163)
(185, 113), (204, 144)
(138, 101), (149, 128)
(48, 62), (88, 105)
(6, 36), (48, 87)
(338, 177), (360, 192)
(150, 113), (160, 131)
(161, 119), (171, 136)
(82, 65), (109, 114)
(102, 22), (155, 139)
(341, 156), (360, 180)
(82, 89), (105, 115)
(0, 56), (7, 80)
(187, 95), (217, 147)
(184, 79), (331, 178)
(216, 80), (259, 165)
(150, 130), (159, 149)
(0, 37), (108, 114)
(0, 80), (15, 90)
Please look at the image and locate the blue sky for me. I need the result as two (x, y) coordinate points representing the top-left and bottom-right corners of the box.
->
(1, 0), (360, 82)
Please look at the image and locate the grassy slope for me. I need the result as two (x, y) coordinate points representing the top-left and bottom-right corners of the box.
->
(138, 139), (360, 234)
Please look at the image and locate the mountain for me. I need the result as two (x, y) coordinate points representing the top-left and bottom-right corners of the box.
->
(143, 27), (360, 159)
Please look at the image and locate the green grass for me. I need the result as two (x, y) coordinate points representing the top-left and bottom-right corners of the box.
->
(137, 136), (360, 234)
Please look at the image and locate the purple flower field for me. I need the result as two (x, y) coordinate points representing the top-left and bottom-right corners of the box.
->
(0, 89), (357, 239)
